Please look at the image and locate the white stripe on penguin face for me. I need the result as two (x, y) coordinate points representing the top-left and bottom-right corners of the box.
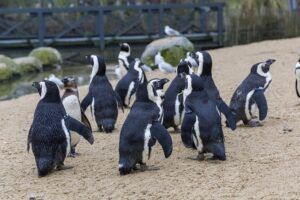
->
(90, 55), (99, 84)
(40, 82), (47, 100)
(196, 52), (204, 76)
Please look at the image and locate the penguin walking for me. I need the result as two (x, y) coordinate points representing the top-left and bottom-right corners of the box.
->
(181, 74), (226, 161)
(162, 60), (193, 132)
(185, 51), (236, 130)
(81, 55), (123, 133)
(61, 76), (91, 157)
(295, 58), (300, 97)
(28, 80), (94, 177)
(115, 59), (146, 107)
(155, 52), (176, 73)
(229, 59), (276, 127)
(119, 78), (172, 175)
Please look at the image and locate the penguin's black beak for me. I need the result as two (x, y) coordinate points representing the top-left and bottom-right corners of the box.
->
(266, 59), (276, 66)
(160, 78), (169, 87)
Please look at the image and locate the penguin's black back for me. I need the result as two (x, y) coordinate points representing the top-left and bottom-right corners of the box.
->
(162, 75), (185, 128)
(90, 75), (118, 125)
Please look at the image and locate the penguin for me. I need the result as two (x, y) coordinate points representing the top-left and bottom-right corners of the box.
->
(115, 43), (135, 79)
(189, 51), (236, 130)
(115, 59), (146, 107)
(118, 78), (172, 175)
(61, 76), (91, 157)
(162, 60), (193, 132)
(185, 52), (199, 68)
(81, 55), (123, 133)
(295, 58), (300, 97)
(115, 43), (152, 79)
(164, 25), (181, 36)
(154, 52), (175, 73)
(229, 59), (276, 127)
(28, 80), (94, 177)
(181, 74), (226, 161)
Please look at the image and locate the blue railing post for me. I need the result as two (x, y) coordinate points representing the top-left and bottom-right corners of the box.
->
(96, 8), (105, 50)
(37, 10), (45, 47)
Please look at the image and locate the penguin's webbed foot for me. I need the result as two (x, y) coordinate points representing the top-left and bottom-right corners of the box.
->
(56, 165), (74, 171)
(68, 147), (80, 157)
(188, 152), (204, 161)
(248, 120), (263, 127)
(140, 164), (160, 172)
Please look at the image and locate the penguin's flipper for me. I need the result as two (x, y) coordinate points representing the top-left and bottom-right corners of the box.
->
(114, 92), (124, 112)
(27, 126), (32, 152)
(252, 90), (268, 121)
(181, 107), (196, 149)
(64, 115), (94, 145)
(216, 98), (236, 131)
(81, 109), (92, 130)
(150, 121), (173, 158)
(296, 80), (300, 97)
(80, 93), (93, 112)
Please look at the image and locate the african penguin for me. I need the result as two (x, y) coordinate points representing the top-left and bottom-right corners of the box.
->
(115, 43), (135, 79)
(118, 78), (172, 175)
(115, 59), (146, 107)
(162, 60), (193, 132)
(28, 80), (94, 177)
(229, 59), (276, 127)
(198, 51), (236, 130)
(81, 55), (123, 133)
(61, 76), (91, 157)
(181, 74), (226, 161)
(295, 58), (300, 97)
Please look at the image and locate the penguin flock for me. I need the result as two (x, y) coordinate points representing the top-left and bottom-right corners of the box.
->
(28, 42), (281, 177)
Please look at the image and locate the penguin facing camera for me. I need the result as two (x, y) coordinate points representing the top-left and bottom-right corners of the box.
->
(61, 76), (91, 157)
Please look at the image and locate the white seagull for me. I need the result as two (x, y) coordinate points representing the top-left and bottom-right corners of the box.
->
(154, 52), (175, 73)
(164, 25), (181, 36)
(47, 74), (64, 88)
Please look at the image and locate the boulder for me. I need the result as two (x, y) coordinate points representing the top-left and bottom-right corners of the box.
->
(0, 55), (20, 81)
(13, 56), (42, 74)
(29, 47), (62, 68)
(141, 36), (194, 67)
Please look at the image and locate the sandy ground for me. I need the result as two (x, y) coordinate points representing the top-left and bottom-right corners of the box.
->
(1, 37), (300, 199)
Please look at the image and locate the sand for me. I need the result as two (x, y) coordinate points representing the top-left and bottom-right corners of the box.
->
(1, 37), (300, 199)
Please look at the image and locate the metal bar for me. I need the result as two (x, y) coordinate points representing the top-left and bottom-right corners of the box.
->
(97, 8), (105, 50)
(38, 11), (45, 46)
(0, 16), (32, 37)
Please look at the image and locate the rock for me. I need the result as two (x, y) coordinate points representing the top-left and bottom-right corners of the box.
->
(0, 55), (20, 81)
(141, 36), (194, 67)
(13, 56), (42, 74)
(29, 47), (62, 68)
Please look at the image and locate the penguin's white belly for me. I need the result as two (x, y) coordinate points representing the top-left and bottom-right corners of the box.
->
(61, 119), (71, 157)
(142, 124), (152, 163)
(192, 116), (203, 152)
(245, 90), (255, 120)
(125, 82), (135, 106)
(174, 95), (181, 126)
(62, 95), (81, 146)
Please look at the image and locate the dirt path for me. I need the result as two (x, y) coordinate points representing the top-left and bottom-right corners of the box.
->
(1, 37), (300, 199)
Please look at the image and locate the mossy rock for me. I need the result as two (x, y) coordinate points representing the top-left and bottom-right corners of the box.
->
(13, 56), (42, 74)
(0, 55), (21, 81)
(141, 36), (194, 67)
(29, 47), (62, 68)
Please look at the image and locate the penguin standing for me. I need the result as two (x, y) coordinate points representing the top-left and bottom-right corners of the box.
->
(118, 78), (172, 175)
(162, 60), (193, 132)
(196, 51), (236, 130)
(115, 43), (134, 79)
(154, 52), (176, 73)
(61, 76), (91, 157)
(181, 74), (226, 161)
(229, 59), (276, 127)
(115, 59), (145, 107)
(295, 58), (300, 97)
(28, 80), (94, 177)
(81, 55), (123, 133)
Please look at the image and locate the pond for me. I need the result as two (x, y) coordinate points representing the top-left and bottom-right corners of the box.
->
(0, 64), (116, 101)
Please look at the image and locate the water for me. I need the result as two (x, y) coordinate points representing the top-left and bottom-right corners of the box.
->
(0, 64), (116, 101)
